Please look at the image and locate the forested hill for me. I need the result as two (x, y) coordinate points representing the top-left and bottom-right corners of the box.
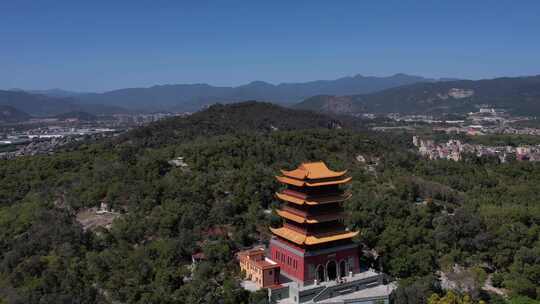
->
(0, 90), (81, 117)
(123, 101), (347, 147)
(296, 75), (540, 115)
(1, 101), (539, 303)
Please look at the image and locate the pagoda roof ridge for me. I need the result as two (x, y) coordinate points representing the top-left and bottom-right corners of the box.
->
(280, 161), (347, 180)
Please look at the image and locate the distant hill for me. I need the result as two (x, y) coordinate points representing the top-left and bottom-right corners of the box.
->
(0, 90), (128, 117)
(0, 90), (79, 117)
(55, 111), (97, 121)
(76, 73), (444, 112)
(0, 105), (31, 123)
(123, 101), (344, 147)
(295, 75), (540, 116)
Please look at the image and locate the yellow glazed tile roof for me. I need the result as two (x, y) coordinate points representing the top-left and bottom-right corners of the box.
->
(305, 176), (352, 186)
(269, 227), (306, 245)
(305, 230), (358, 245)
(281, 161), (347, 180)
(270, 226), (358, 246)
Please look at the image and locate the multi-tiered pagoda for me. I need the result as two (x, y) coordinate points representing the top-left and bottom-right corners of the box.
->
(269, 162), (359, 285)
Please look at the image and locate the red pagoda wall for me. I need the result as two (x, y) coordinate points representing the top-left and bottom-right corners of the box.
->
(269, 238), (360, 284)
(303, 246), (359, 281)
(270, 240), (306, 281)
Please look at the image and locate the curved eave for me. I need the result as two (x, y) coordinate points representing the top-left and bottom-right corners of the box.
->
(269, 227), (306, 245)
(275, 176), (352, 187)
(280, 169), (306, 179)
(306, 169), (347, 179)
(305, 230), (359, 245)
(275, 192), (352, 205)
(275, 176), (304, 187)
(270, 227), (359, 246)
(305, 176), (352, 187)
(280, 168), (348, 180)
(275, 192), (306, 205)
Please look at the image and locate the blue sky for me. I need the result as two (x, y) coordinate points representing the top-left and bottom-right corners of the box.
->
(1, 1), (539, 92)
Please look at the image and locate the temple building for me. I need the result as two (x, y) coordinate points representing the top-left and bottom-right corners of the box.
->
(238, 247), (280, 289)
(238, 162), (395, 304)
(269, 161), (358, 285)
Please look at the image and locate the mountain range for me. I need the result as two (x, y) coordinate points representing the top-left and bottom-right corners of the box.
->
(4, 73), (540, 117)
(75, 73), (447, 111)
(4, 74), (445, 115)
(295, 75), (540, 116)
(0, 90), (126, 117)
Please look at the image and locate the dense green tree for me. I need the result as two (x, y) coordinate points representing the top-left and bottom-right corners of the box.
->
(1, 103), (539, 303)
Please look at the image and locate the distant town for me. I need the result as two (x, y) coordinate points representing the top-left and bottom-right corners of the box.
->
(367, 106), (538, 132)
(413, 136), (540, 162)
(356, 106), (540, 163)
(0, 112), (189, 159)
(4, 105), (540, 162)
